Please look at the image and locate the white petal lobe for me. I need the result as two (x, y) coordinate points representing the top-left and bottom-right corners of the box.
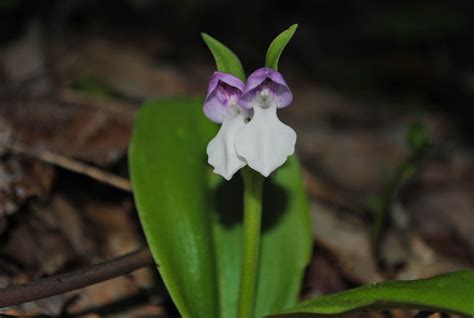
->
(235, 105), (296, 177)
(207, 114), (247, 180)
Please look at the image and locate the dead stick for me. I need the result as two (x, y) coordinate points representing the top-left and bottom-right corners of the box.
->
(4, 143), (132, 192)
(0, 248), (154, 308)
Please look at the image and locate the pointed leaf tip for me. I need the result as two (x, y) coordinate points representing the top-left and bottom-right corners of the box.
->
(267, 271), (474, 317)
(265, 24), (298, 70)
(201, 33), (246, 81)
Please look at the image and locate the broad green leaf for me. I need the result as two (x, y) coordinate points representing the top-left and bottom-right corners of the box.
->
(201, 33), (246, 81)
(130, 98), (312, 318)
(129, 98), (219, 318)
(267, 271), (474, 317)
(265, 24), (298, 70)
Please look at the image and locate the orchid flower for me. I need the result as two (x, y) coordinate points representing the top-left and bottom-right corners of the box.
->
(204, 68), (296, 179)
(204, 71), (250, 180)
(235, 67), (296, 177)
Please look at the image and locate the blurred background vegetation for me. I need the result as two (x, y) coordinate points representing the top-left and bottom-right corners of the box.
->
(1, 0), (473, 100)
(2, 0), (474, 135)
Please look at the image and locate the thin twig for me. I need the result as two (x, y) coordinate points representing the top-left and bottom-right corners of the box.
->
(4, 142), (132, 192)
(0, 248), (154, 308)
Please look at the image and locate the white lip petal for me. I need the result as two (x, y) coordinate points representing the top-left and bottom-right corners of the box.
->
(207, 113), (248, 180)
(235, 104), (296, 177)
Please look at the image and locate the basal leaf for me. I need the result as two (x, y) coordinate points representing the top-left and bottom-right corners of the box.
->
(202, 33), (246, 81)
(129, 98), (219, 318)
(267, 271), (474, 317)
(265, 24), (298, 70)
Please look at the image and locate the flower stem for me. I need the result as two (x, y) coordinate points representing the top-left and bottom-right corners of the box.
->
(238, 168), (264, 318)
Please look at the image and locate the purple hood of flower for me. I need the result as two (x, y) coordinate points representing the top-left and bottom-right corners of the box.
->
(239, 67), (293, 109)
(203, 71), (245, 123)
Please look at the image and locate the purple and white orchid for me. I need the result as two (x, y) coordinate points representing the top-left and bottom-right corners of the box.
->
(203, 68), (296, 179)
(205, 72), (249, 180)
(236, 68), (296, 177)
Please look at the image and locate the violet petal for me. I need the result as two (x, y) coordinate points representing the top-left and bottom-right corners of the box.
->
(239, 67), (293, 109)
(203, 72), (245, 123)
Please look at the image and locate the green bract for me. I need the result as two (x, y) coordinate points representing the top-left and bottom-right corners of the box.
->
(201, 33), (246, 81)
(265, 24), (298, 70)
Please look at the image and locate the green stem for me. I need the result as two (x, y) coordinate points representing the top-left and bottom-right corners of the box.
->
(238, 168), (264, 318)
